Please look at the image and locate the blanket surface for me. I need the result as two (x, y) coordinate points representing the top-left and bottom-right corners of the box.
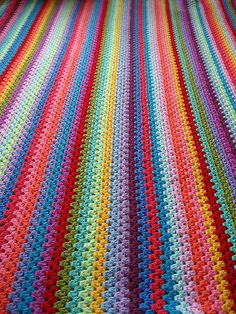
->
(0, 0), (236, 313)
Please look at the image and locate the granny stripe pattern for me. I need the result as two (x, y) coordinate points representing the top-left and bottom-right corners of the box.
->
(0, 0), (236, 313)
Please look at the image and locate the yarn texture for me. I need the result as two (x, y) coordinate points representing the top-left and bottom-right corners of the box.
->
(0, 0), (236, 313)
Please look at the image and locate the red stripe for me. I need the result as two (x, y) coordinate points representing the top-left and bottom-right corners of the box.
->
(128, 2), (142, 312)
(137, 2), (167, 312)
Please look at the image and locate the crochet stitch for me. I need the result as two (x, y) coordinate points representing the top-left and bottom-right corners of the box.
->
(0, 0), (236, 313)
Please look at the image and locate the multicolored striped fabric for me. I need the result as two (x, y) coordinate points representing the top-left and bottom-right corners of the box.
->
(0, 0), (236, 313)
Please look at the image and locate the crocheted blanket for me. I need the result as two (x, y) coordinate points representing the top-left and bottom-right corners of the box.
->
(0, 0), (236, 313)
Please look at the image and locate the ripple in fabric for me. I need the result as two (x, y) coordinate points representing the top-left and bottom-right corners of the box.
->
(0, 0), (236, 313)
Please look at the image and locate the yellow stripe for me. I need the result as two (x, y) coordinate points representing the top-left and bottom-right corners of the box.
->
(91, 1), (123, 313)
